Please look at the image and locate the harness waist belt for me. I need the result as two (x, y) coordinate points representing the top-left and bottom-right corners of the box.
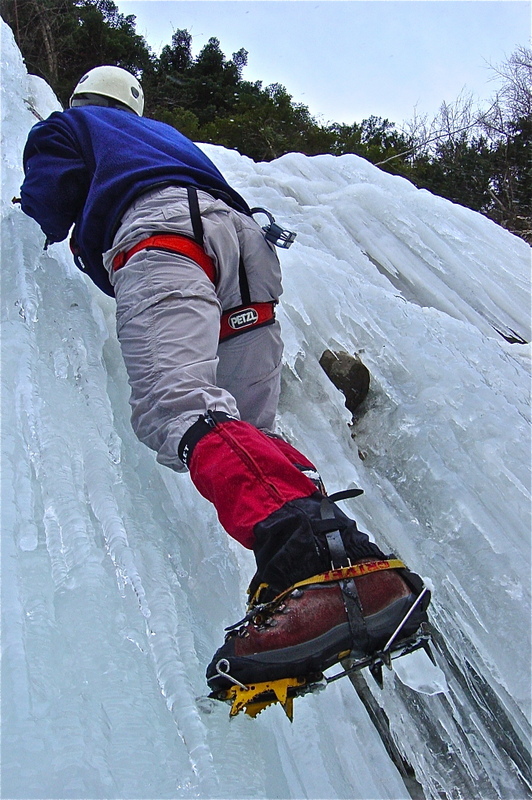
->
(112, 234), (276, 341)
(112, 233), (217, 284)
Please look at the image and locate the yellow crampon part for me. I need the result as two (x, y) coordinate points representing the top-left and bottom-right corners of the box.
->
(221, 676), (308, 721)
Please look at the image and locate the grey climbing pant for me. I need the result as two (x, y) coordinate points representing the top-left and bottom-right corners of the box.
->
(103, 186), (284, 472)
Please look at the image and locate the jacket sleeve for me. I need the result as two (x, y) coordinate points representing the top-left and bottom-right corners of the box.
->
(20, 113), (90, 243)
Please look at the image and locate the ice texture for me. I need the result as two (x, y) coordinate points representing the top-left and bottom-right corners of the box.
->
(1, 19), (530, 800)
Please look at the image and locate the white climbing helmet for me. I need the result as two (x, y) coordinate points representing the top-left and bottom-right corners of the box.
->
(70, 65), (144, 116)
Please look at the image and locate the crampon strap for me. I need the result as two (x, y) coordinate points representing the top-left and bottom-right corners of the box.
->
(247, 559), (405, 610)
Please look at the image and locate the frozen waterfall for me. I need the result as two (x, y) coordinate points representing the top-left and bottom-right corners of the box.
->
(1, 19), (530, 800)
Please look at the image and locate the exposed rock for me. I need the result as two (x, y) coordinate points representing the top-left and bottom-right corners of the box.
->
(319, 350), (370, 416)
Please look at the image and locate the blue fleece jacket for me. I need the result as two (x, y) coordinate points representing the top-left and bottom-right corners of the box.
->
(20, 106), (250, 296)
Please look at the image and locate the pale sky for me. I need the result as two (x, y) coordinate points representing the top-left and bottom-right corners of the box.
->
(116, 1), (530, 126)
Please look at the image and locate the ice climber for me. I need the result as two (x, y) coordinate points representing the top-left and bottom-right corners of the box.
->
(19, 66), (430, 713)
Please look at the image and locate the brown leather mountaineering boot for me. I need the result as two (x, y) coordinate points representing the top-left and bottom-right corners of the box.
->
(206, 556), (429, 692)
(197, 447), (430, 700)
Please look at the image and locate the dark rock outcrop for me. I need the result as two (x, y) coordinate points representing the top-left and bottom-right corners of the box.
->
(319, 350), (370, 416)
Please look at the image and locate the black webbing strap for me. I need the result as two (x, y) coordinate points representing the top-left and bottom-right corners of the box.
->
(187, 186), (252, 306)
(187, 186), (204, 246)
(320, 497), (370, 653)
(238, 257), (251, 305)
(320, 498), (350, 569)
(186, 186), (272, 322)
(328, 488), (364, 503)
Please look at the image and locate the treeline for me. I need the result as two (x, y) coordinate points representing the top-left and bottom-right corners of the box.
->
(2, 0), (530, 242)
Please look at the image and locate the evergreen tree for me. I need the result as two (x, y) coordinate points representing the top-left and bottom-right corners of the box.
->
(1, 0), (152, 105)
(327, 116), (412, 174)
(412, 134), (493, 212)
(2, 2), (529, 241)
(146, 34), (246, 126)
(489, 115), (531, 239)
